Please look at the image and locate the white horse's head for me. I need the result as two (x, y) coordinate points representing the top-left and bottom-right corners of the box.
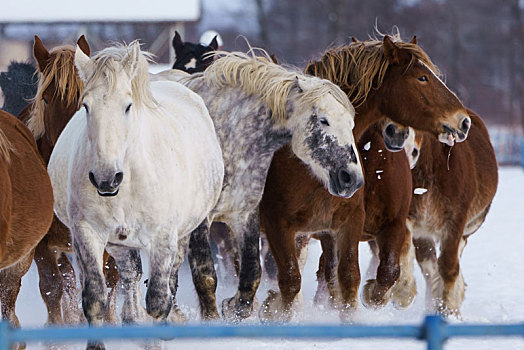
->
(286, 76), (363, 198)
(75, 41), (154, 196)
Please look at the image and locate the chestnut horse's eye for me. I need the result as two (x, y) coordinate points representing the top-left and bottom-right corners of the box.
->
(125, 103), (132, 114)
(320, 118), (330, 126)
(418, 75), (429, 82)
(82, 103), (89, 114)
(42, 97), (48, 105)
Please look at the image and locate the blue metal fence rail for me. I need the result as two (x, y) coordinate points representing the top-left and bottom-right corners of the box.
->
(0, 315), (522, 350)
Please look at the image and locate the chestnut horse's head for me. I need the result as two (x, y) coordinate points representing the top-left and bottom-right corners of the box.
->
(171, 31), (218, 74)
(379, 35), (470, 146)
(27, 35), (90, 146)
(305, 34), (470, 146)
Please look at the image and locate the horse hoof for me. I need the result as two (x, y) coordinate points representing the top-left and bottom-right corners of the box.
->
(391, 281), (417, 310)
(167, 304), (188, 323)
(258, 290), (292, 324)
(87, 341), (106, 350)
(221, 296), (255, 322)
(361, 279), (389, 309)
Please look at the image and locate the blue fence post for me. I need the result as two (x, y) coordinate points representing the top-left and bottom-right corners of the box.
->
(424, 315), (446, 350)
(0, 321), (10, 350)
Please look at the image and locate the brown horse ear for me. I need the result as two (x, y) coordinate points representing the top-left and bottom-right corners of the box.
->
(351, 36), (358, 43)
(209, 36), (219, 50)
(77, 35), (91, 57)
(270, 53), (279, 64)
(172, 31), (184, 54)
(33, 35), (50, 73)
(410, 35), (417, 45)
(383, 35), (411, 66)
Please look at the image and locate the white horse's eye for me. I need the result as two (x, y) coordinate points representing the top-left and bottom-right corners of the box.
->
(320, 118), (330, 126)
(82, 103), (89, 114)
(125, 103), (132, 114)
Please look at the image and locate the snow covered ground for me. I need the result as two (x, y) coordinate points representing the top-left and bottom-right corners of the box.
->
(13, 167), (524, 349)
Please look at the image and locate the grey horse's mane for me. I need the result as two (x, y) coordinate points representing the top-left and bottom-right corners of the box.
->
(185, 48), (354, 125)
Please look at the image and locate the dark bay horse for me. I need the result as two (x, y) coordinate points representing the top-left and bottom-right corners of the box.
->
(403, 109), (498, 317)
(172, 30), (218, 73)
(259, 34), (471, 322)
(0, 35), (120, 327)
(0, 62), (37, 116)
(0, 110), (54, 329)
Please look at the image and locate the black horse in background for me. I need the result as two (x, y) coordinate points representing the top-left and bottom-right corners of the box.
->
(0, 61), (37, 116)
(171, 31), (218, 73)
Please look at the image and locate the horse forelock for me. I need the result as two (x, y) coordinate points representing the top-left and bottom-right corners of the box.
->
(195, 50), (350, 125)
(82, 42), (157, 110)
(28, 45), (82, 139)
(0, 129), (12, 162)
(305, 32), (439, 108)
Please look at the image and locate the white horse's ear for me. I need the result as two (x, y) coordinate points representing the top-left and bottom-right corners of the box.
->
(75, 45), (94, 82)
(295, 76), (304, 93)
(123, 42), (141, 79)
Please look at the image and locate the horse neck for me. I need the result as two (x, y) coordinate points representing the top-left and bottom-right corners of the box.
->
(353, 102), (386, 141)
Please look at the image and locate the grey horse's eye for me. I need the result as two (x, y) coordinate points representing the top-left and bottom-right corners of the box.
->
(82, 103), (89, 114)
(320, 118), (330, 126)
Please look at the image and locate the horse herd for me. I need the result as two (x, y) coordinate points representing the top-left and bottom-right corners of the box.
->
(0, 29), (498, 350)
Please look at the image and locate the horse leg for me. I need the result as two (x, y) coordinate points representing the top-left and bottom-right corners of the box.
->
(0, 250), (33, 350)
(390, 229), (417, 309)
(104, 246), (145, 324)
(437, 232), (467, 317)
(57, 253), (86, 325)
(261, 233), (278, 285)
(210, 222), (239, 286)
(167, 235), (189, 323)
(33, 237), (64, 325)
(413, 237), (438, 311)
(221, 211), (262, 322)
(336, 213), (364, 321)
(362, 219), (407, 308)
(188, 220), (219, 320)
(102, 252), (120, 324)
(314, 234), (338, 306)
(72, 222), (107, 350)
(259, 220), (300, 323)
(146, 232), (177, 322)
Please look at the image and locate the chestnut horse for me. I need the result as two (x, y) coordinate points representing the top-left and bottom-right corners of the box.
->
(259, 34), (471, 322)
(0, 35), (120, 327)
(401, 109), (498, 317)
(0, 110), (54, 328)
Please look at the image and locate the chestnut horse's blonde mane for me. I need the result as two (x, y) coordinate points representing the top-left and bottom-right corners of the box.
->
(305, 32), (439, 108)
(0, 129), (12, 162)
(82, 41), (157, 109)
(192, 49), (354, 124)
(28, 45), (83, 139)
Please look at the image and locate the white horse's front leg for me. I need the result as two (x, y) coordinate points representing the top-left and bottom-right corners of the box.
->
(147, 232), (177, 322)
(105, 245), (147, 324)
(72, 221), (107, 350)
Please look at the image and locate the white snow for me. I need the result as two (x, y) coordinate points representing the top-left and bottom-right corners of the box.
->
(414, 188), (428, 195)
(12, 167), (524, 349)
(363, 142), (371, 151)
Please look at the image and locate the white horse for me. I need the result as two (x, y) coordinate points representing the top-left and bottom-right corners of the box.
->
(48, 42), (223, 348)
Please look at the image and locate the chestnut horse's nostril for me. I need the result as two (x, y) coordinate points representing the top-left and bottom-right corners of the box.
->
(113, 172), (124, 187)
(88, 171), (98, 188)
(461, 117), (471, 134)
(412, 148), (419, 158)
(385, 123), (396, 137)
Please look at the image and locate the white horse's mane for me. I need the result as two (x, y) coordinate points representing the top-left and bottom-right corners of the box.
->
(186, 49), (354, 125)
(82, 41), (157, 109)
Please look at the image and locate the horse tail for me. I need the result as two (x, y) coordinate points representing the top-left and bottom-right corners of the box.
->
(0, 128), (13, 163)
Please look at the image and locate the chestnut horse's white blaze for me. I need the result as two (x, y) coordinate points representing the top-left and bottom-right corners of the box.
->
(48, 42), (223, 345)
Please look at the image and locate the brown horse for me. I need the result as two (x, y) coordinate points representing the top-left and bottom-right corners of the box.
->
(400, 108), (498, 317)
(0, 109), (54, 326)
(258, 34), (470, 322)
(0, 35), (120, 327)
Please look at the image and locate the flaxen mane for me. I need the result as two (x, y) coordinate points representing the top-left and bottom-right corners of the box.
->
(0, 129), (12, 162)
(305, 33), (439, 108)
(28, 45), (82, 139)
(189, 49), (353, 124)
(81, 41), (157, 109)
